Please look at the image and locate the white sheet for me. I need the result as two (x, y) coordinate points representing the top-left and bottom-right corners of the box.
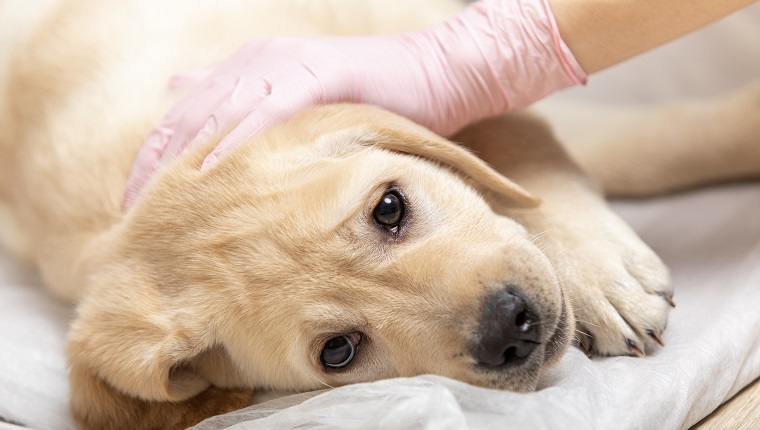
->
(1, 3), (759, 430)
(0, 255), (75, 430)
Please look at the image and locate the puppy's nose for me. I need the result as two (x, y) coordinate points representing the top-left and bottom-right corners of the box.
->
(475, 289), (540, 367)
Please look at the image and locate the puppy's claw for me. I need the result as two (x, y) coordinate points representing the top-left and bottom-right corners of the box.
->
(657, 292), (676, 308)
(646, 329), (665, 347)
(626, 339), (645, 357)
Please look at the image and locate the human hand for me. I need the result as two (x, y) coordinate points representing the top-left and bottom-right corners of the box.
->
(123, 0), (586, 209)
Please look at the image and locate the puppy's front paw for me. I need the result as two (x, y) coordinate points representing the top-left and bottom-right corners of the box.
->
(548, 216), (674, 357)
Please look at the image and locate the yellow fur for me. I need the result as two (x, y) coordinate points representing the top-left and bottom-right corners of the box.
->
(2, 1), (758, 429)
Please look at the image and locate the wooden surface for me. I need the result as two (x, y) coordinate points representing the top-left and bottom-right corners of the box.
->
(693, 377), (760, 430)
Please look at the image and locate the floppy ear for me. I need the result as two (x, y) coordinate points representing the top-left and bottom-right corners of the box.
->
(68, 362), (252, 430)
(363, 128), (540, 208)
(66, 270), (253, 429)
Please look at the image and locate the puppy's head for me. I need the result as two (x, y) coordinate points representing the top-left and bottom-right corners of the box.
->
(69, 105), (573, 411)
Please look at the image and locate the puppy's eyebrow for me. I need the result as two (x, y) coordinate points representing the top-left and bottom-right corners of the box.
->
(361, 128), (540, 208)
(313, 125), (541, 209)
(301, 304), (366, 332)
(313, 129), (374, 158)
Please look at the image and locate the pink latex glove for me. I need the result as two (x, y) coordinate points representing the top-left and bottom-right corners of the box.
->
(123, 0), (586, 209)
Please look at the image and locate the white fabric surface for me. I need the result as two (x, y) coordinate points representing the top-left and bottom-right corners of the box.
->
(0, 255), (75, 430)
(1, 3), (759, 430)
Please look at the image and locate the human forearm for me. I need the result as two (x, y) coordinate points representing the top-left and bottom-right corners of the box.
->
(548, 0), (759, 73)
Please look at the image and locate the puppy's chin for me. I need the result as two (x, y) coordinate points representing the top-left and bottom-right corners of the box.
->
(476, 357), (542, 392)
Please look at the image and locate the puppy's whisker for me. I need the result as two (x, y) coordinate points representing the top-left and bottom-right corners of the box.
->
(527, 230), (550, 246)
(575, 319), (600, 329)
(307, 370), (333, 390)
(527, 321), (553, 328)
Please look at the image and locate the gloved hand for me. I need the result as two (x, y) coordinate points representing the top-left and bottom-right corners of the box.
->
(123, 0), (586, 209)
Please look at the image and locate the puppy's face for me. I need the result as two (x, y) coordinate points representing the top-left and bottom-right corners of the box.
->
(70, 105), (572, 405)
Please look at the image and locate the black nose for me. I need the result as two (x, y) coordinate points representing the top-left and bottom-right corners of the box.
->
(475, 289), (540, 367)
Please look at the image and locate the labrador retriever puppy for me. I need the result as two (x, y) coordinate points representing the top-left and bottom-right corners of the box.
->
(1, 0), (758, 429)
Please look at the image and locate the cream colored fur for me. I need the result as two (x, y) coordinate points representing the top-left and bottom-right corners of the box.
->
(1, 1), (758, 429)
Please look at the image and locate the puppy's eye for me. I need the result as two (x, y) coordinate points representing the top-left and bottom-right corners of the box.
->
(320, 333), (361, 369)
(373, 191), (404, 228)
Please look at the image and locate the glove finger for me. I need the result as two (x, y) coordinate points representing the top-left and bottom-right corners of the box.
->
(123, 126), (172, 210)
(161, 39), (291, 158)
(201, 87), (312, 167)
(168, 67), (214, 91)
(187, 75), (273, 152)
(123, 39), (278, 209)
(161, 73), (240, 161)
(199, 63), (325, 166)
(124, 73), (236, 209)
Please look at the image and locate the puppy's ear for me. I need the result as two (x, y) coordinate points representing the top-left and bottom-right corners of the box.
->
(66, 271), (252, 429)
(68, 286), (210, 402)
(364, 128), (540, 208)
(69, 362), (252, 430)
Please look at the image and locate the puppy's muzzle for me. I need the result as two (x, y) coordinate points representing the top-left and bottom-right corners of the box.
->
(475, 288), (540, 368)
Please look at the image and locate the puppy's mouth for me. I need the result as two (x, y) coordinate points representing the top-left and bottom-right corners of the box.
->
(542, 288), (571, 364)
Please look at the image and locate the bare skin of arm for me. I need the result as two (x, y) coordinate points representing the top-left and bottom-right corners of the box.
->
(549, 0), (759, 73)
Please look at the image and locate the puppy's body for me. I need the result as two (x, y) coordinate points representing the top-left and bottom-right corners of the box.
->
(1, 1), (759, 429)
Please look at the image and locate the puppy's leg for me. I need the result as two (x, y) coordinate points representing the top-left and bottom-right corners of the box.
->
(456, 112), (673, 356)
(537, 81), (760, 196)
